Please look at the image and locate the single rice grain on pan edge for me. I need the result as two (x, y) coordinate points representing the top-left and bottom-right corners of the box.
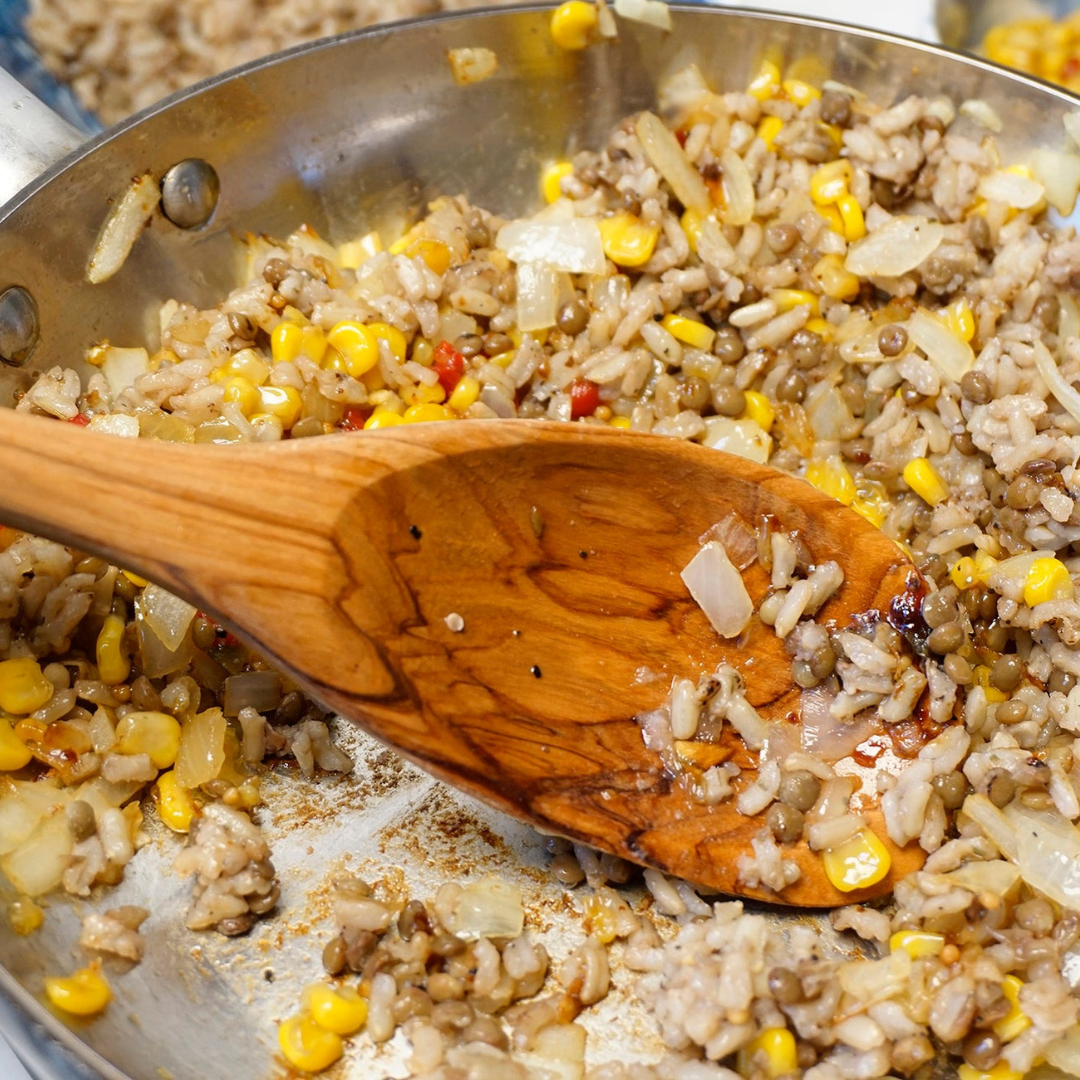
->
(9, 41), (1080, 1080)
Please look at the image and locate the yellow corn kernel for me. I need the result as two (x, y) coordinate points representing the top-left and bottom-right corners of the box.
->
(278, 1013), (343, 1073)
(993, 975), (1032, 1043)
(367, 322), (408, 362)
(223, 376), (261, 417)
(974, 665), (1009, 704)
(404, 382), (447, 406)
(0, 658), (53, 715)
(448, 375), (481, 412)
(737, 1027), (798, 1079)
(280, 305), (308, 326)
(817, 202), (844, 235)
(411, 339), (435, 367)
(958, 1063), (1024, 1080)
(0, 719), (31, 770)
(402, 404), (454, 424)
(940, 298), (975, 343)
(820, 121), (844, 151)
(598, 212), (661, 267)
(810, 159), (853, 205)
(852, 496), (889, 529)
(541, 160), (574, 204)
(782, 78), (820, 107)
(890, 930), (946, 959)
(270, 321), (304, 364)
(812, 253), (860, 301)
(770, 288), (820, 317)
(299, 326), (328, 365)
(303, 984), (369, 1036)
(489, 349), (517, 369)
(903, 458), (949, 507)
(8, 896), (44, 935)
(155, 769), (197, 833)
(326, 320), (380, 377)
(742, 390), (776, 434)
(337, 231), (382, 269)
(837, 193), (866, 241)
(748, 60), (781, 101)
(757, 115), (784, 151)
(973, 549), (998, 583)
(405, 239), (452, 275)
(95, 612), (131, 686)
(216, 349), (270, 387)
(583, 893), (620, 944)
(806, 456), (856, 506)
(822, 829), (892, 891)
(661, 313), (716, 352)
(1025, 556), (1075, 607)
(609, 415), (632, 429)
(550, 0), (597, 50)
(388, 224), (423, 256)
(45, 963), (111, 1017)
(256, 385), (303, 428)
(115, 710), (182, 769)
(805, 316), (836, 342)
(680, 208), (711, 253)
(364, 410), (406, 430)
(950, 556), (978, 590)
(121, 569), (149, 588)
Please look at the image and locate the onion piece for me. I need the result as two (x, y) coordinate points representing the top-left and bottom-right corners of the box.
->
(447, 876), (524, 939)
(906, 306), (975, 383)
(944, 859), (1021, 897)
(86, 173), (161, 285)
(1045, 1024), (1080, 1077)
(960, 98), (1002, 132)
(634, 111), (711, 215)
(1, 810), (74, 896)
(97, 345), (150, 398)
(1006, 802), (1080, 909)
(699, 513), (757, 571)
(88, 414), (140, 439)
(681, 540), (753, 639)
(173, 707), (227, 790)
(844, 216), (944, 278)
(1034, 339), (1080, 426)
(800, 686), (877, 762)
(516, 262), (560, 332)
(1066, 111), (1080, 150)
(223, 671), (283, 717)
(1030, 148), (1080, 215)
(977, 168), (1045, 210)
(447, 47), (498, 86)
(137, 584), (197, 652)
(701, 417), (771, 463)
(613, 0), (672, 30)
(496, 219), (606, 275)
(596, 0), (618, 38)
(720, 148), (755, 227)
(962, 793), (1018, 861)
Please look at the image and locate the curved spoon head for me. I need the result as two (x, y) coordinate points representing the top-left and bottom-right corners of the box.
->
(257, 421), (926, 907)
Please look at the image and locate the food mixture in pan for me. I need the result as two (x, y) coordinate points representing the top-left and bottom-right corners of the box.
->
(12, 5), (1080, 1077)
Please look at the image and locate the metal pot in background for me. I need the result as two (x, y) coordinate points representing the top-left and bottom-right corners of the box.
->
(936, 0), (1080, 49)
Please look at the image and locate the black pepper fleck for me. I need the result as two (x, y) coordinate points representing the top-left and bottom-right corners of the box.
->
(579, 550), (588, 559)
(263, 969), (274, 983)
(530, 665), (542, 678)
(409, 525), (422, 540)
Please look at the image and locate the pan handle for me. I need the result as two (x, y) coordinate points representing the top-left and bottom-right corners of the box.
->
(0, 65), (83, 209)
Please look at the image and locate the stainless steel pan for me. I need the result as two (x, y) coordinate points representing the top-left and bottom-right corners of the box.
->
(1, 6), (1080, 1077)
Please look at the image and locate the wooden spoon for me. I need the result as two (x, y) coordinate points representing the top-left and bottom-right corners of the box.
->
(0, 410), (927, 905)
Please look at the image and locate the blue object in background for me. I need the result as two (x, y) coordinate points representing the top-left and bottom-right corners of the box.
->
(0, 0), (101, 133)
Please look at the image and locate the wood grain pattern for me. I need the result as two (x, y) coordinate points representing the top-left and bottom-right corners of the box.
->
(0, 412), (930, 905)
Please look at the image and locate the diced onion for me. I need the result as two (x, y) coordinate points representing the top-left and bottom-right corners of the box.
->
(700, 513), (757, 571)
(844, 217), (945, 278)
(720, 149), (754, 227)
(137, 584), (197, 652)
(173, 707), (227, 790)
(944, 860), (1021, 897)
(977, 168), (1045, 210)
(99, 346), (150, 398)
(1030, 148), (1080, 215)
(800, 686), (877, 762)
(1006, 802), (1080, 909)
(495, 219), (606, 275)
(681, 541), (753, 639)
(962, 793), (1018, 861)
(516, 262), (560, 332)
(1034, 339), (1080, 427)
(906, 306), (975, 383)
(700, 417), (771, 463)
(447, 876), (524, 939)
(634, 111), (711, 215)
(1066, 111), (1080, 150)
(223, 671), (283, 717)
(959, 98), (1002, 132)
(613, 0), (672, 31)
(1045, 1024), (1080, 1078)
(0, 810), (74, 896)
(86, 173), (161, 285)
(88, 413), (140, 439)
(447, 47), (498, 86)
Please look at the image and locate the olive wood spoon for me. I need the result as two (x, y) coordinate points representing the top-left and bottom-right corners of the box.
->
(0, 411), (927, 906)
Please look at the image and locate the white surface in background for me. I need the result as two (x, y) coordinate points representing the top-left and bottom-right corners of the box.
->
(0, 2), (939, 1078)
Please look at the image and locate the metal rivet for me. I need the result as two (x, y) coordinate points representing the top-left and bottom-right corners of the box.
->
(0, 287), (39, 367)
(161, 159), (220, 229)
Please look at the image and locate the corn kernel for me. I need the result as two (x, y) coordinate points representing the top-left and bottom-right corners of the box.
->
(155, 769), (197, 832)
(550, 0), (597, 50)
(1025, 556), (1075, 607)
(121, 569), (149, 588)
(661, 313), (716, 352)
(940, 298), (975, 343)
(402, 404), (454, 424)
(806, 456), (856, 506)
(609, 416), (632, 429)
(0, 719), (31, 771)
(805, 316), (836, 342)
(822, 828), (892, 891)
(598, 212), (661, 267)
(388, 224), (422, 256)
(411, 339), (435, 367)
(993, 975), (1032, 1043)
(8, 896), (44, 935)
(810, 159), (853, 205)
(95, 612), (131, 686)
(737, 1027), (798, 1079)
(278, 1013), (343, 1073)
(817, 202), (844, 235)
(812, 253), (860, 301)
(303, 984), (368, 1036)
(748, 60), (781, 101)
(0, 658), (53, 715)
(405, 239), (451, 275)
(45, 963), (111, 1016)
(404, 382), (447, 406)
(583, 893), (619, 944)
(820, 121), (844, 150)
(756, 115), (784, 151)
(337, 231), (382, 269)
(489, 350), (517, 368)
(115, 710), (182, 769)
(327, 321), (380, 378)
(217, 349), (270, 387)
(448, 375), (481, 412)
(299, 326), (328, 365)
(368, 322), (408, 362)
(256, 385), (303, 428)
(950, 556), (978, 589)
(837, 193), (866, 241)
(851, 498), (888, 529)
(890, 930), (946, 959)
(770, 288), (820, 317)
(973, 549), (998, 582)
(364, 410), (406, 430)
(742, 390), (776, 433)
(902, 458), (949, 507)
(270, 321), (304, 364)
(974, 665), (1009, 704)
(958, 1063), (1024, 1080)
(680, 208), (712, 253)
(541, 160), (574, 204)
(223, 376), (261, 417)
